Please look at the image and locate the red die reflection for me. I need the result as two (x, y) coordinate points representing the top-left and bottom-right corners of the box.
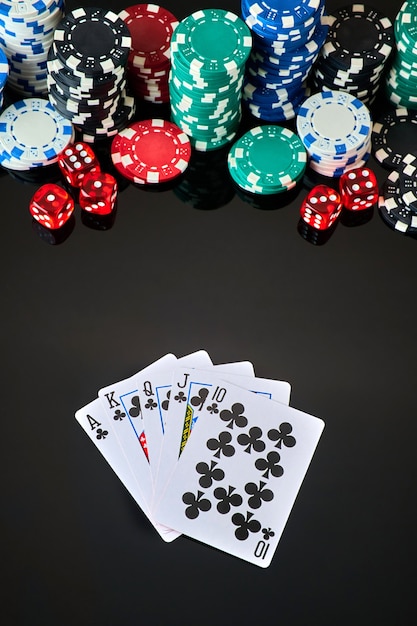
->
(29, 183), (74, 230)
(339, 167), (378, 211)
(79, 171), (118, 215)
(58, 142), (100, 188)
(300, 185), (342, 230)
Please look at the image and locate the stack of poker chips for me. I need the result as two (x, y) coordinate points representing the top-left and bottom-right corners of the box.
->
(227, 125), (307, 195)
(119, 4), (178, 104)
(240, 0), (327, 122)
(169, 8), (252, 152)
(0, 97), (74, 171)
(386, 0), (417, 108)
(0, 46), (8, 109)
(371, 108), (417, 234)
(312, 3), (394, 108)
(0, 0), (65, 97)
(296, 90), (372, 178)
(47, 7), (136, 144)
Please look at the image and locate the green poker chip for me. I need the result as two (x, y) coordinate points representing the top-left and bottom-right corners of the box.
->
(171, 8), (252, 76)
(386, 1), (417, 109)
(170, 55), (243, 89)
(227, 125), (307, 195)
(395, 0), (417, 49)
(168, 8), (250, 151)
(170, 74), (243, 107)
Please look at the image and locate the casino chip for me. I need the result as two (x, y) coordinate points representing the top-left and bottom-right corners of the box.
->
(0, 46), (8, 108)
(119, 4), (178, 104)
(371, 107), (417, 170)
(0, 97), (74, 171)
(0, 0), (65, 96)
(53, 6), (131, 75)
(227, 125), (307, 195)
(47, 7), (134, 141)
(312, 3), (394, 107)
(296, 90), (372, 177)
(169, 8), (251, 151)
(378, 169), (417, 234)
(110, 119), (191, 184)
(395, 164), (417, 214)
(241, 0), (326, 121)
(386, 0), (417, 108)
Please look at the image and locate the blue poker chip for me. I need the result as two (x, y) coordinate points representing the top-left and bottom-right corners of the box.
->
(245, 101), (304, 122)
(0, 0), (57, 17)
(242, 0), (325, 46)
(243, 79), (305, 102)
(9, 58), (48, 70)
(0, 98), (74, 165)
(0, 46), (8, 89)
(242, 0), (322, 29)
(8, 70), (48, 83)
(0, 37), (50, 54)
(0, 0), (65, 96)
(241, 0), (326, 122)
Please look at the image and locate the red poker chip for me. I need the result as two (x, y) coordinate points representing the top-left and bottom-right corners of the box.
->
(111, 119), (192, 184)
(129, 77), (169, 91)
(133, 87), (170, 97)
(119, 4), (179, 70)
(128, 63), (170, 77)
(127, 75), (170, 101)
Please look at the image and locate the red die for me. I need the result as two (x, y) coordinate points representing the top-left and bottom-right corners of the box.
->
(79, 171), (118, 215)
(29, 183), (74, 230)
(339, 167), (378, 211)
(58, 142), (100, 188)
(300, 185), (342, 230)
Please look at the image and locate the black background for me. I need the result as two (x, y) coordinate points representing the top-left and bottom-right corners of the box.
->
(1, 1), (416, 625)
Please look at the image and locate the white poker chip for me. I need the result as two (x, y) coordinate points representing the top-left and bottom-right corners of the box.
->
(296, 89), (373, 176)
(296, 90), (372, 156)
(0, 98), (74, 168)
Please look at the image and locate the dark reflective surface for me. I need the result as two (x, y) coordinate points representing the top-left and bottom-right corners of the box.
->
(2, 1), (416, 625)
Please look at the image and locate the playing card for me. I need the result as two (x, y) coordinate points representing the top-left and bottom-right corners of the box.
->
(145, 354), (254, 492)
(97, 353), (184, 542)
(154, 371), (324, 567)
(152, 367), (291, 511)
(75, 398), (175, 537)
(140, 356), (254, 477)
(214, 361), (255, 376)
(139, 350), (214, 487)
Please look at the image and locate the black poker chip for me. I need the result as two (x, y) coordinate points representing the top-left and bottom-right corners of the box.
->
(74, 92), (137, 143)
(53, 7), (131, 77)
(372, 108), (417, 170)
(49, 85), (119, 120)
(47, 64), (123, 99)
(47, 9), (133, 137)
(49, 98), (119, 128)
(49, 74), (127, 104)
(397, 167), (417, 214)
(378, 170), (417, 234)
(313, 62), (383, 90)
(311, 4), (394, 107)
(321, 4), (394, 72)
(47, 44), (124, 88)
